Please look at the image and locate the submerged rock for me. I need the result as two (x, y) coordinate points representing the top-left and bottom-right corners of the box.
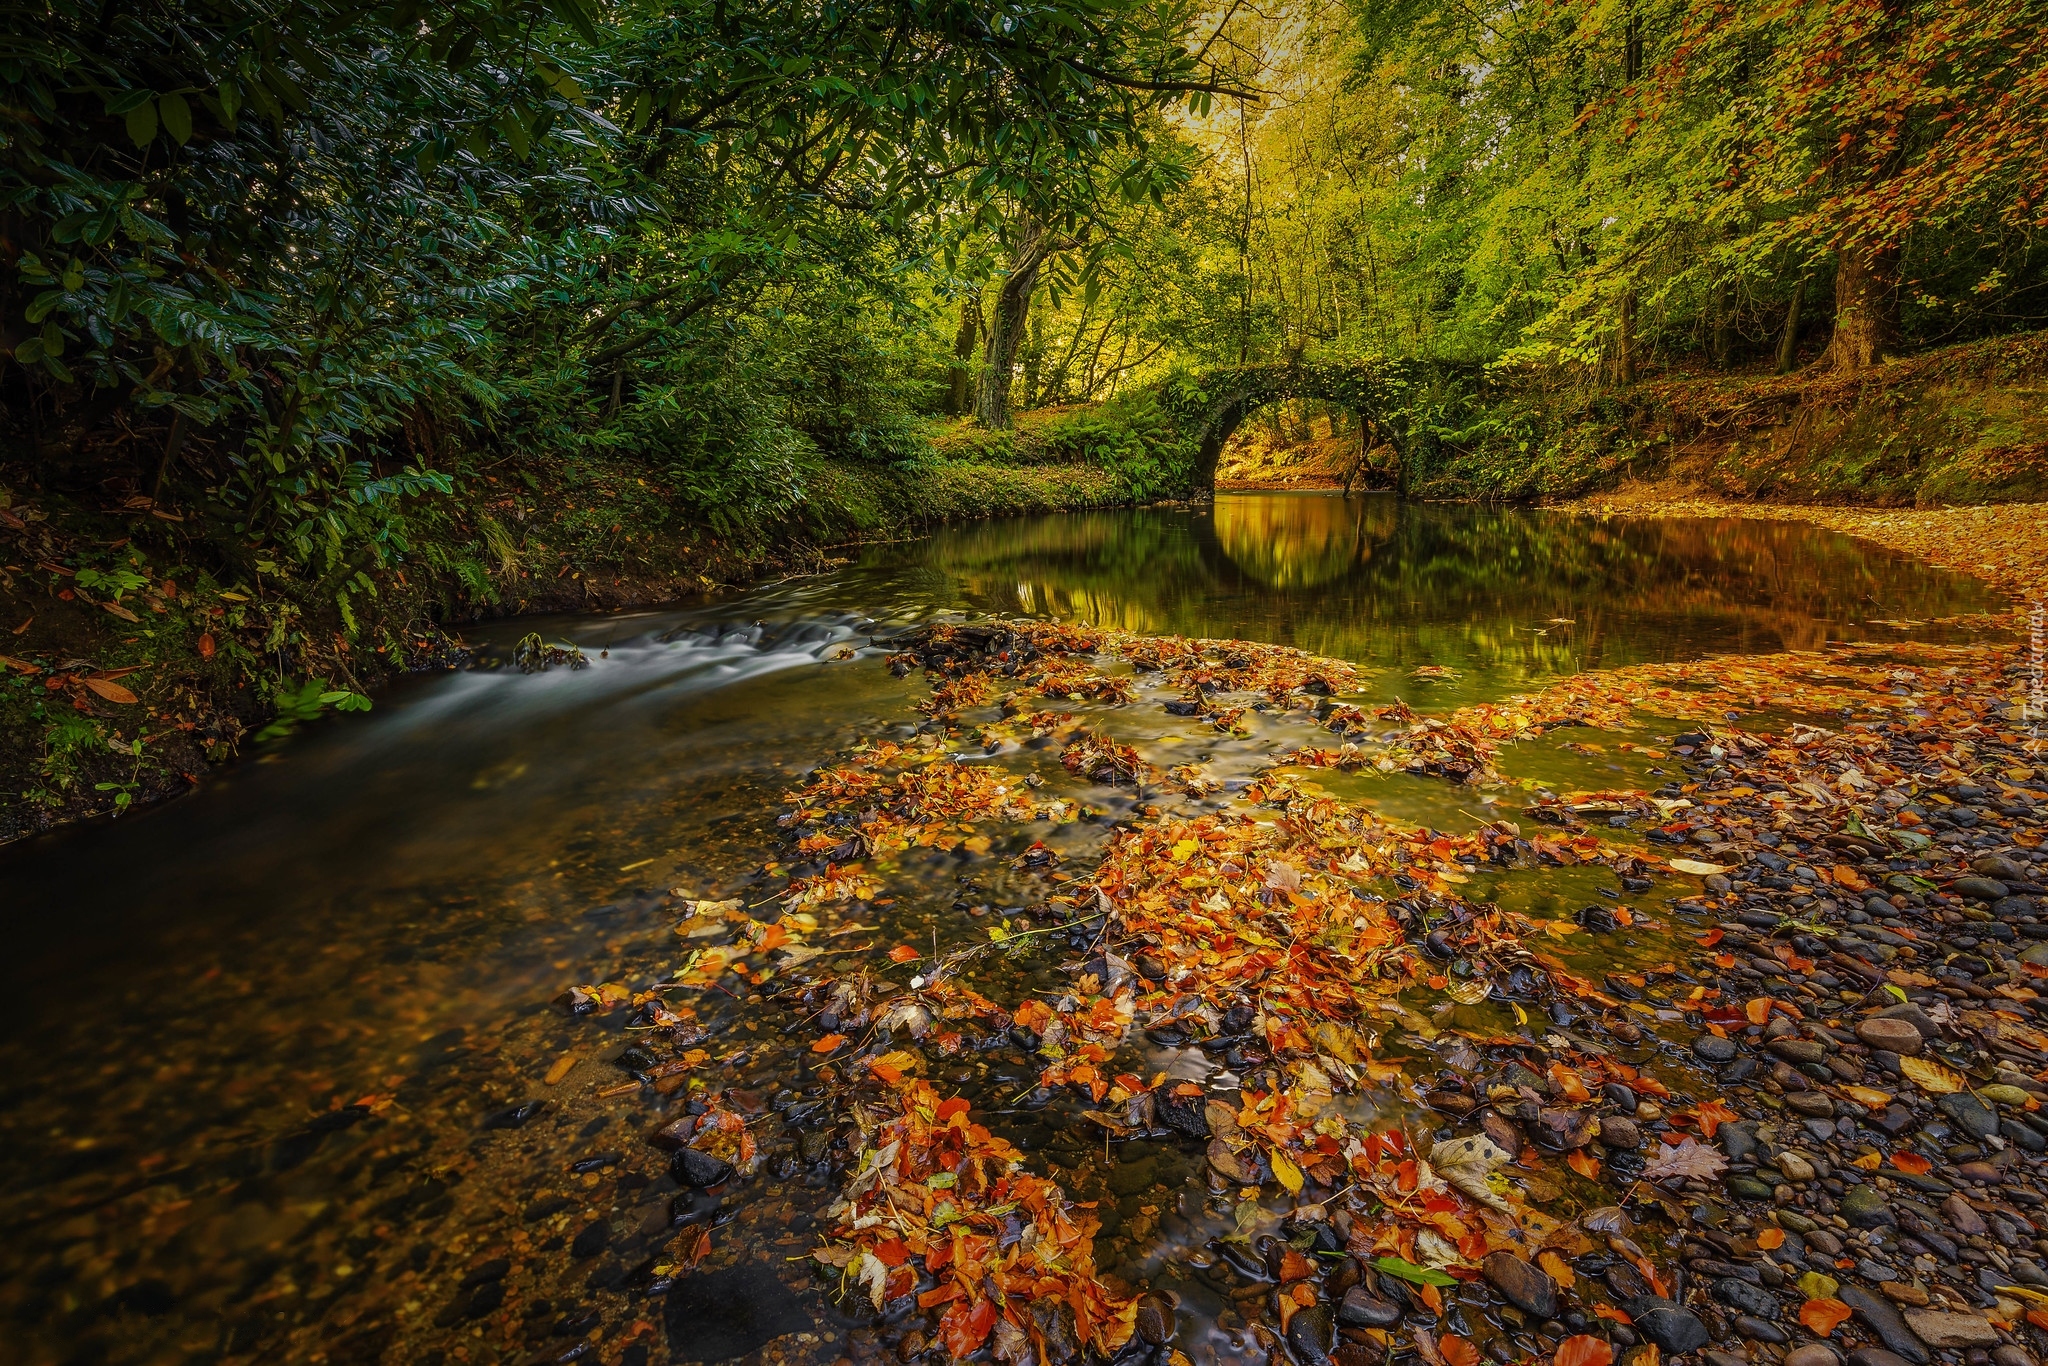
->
(670, 1147), (735, 1187)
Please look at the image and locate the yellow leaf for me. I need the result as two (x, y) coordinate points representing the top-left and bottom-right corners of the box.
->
(1898, 1056), (1966, 1095)
(1839, 1084), (1894, 1108)
(1669, 858), (1728, 875)
(1270, 1148), (1304, 1194)
(543, 1053), (579, 1085)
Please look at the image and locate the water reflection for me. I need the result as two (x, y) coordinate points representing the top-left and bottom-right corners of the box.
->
(901, 492), (1998, 703)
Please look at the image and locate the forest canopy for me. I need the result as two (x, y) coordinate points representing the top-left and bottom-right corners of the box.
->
(3, 0), (2045, 595)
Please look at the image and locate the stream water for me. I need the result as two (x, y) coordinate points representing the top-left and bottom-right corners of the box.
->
(0, 493), (2002, 1366)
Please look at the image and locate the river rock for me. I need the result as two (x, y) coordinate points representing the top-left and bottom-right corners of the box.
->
(1784, 1347), (1841, 1366)
(1856, 1017), (1925, 1055)
(1337, 1287), (1402, 1328)
(1976, 855), (2031, 882)
(1776, 1151), (1817, 1181)
(1736, 1315), (1789, 1344)
(1727, 1175), (1775, 1201)
(1286, 1304), (1335, 1365)
(1842, 1185), (1896, 1228)
(1839, 1284), (1930, 1364)
(1901, 1310), (2000, 1347)
(1135, 1292), (1178, 1345)
(1952, 876), (2010, 902)
(1992, 1348), (2037, 1366)
(1713, 1277), (1781, 1318)
(1720, 1121), (1760, 1163)
(1695, 1035), (1740, 1063)
(1769, 1038), (1828, 1065)
(1600, 1117), (1643, 1150)
(670, 1147), (735, 1187)
(1937, 1093), (2001, 1141)
(1941, 1194), (1989, 1235)
(1624, 1297), (1710, 1355)
(1786, 1092), (1837, 1118)
(570, 1220), (610, 1258)
(1848, 1352), (1918, 1366)
(1483, 1251), (1558, 1318)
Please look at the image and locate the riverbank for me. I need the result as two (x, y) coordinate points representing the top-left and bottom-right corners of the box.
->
(0, 452), (1135, 844)
(1405, 333), (2048, 506)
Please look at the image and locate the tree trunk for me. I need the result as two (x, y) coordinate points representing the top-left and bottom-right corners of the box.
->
(1616, 291), (1637, 385)
(1775, 275), (1806, 373)
(1711, 278), (1731, 369)
(975, 217), (1049, 430)
(945, 297), (979, 415)
(1022, 309), (1044, 411)
(1823, 242), (1899, 370)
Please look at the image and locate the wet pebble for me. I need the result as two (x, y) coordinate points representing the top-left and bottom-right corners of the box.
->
(1336, 1287), (1403, 1328)
(1286, 1304), (1335, 1365)
(670, 1147), (735, 1187)
(1839, 1284), (1930, 1364)
(1482, 1251), (1558, 1319)
(1624, 1297), (1709, 1355)
(1785, 1347), (1841, 1366)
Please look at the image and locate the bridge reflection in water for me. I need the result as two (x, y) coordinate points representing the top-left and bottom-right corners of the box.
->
(897, 491), (2000, 698)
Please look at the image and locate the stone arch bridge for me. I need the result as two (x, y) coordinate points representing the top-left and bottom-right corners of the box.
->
(1160, 359), (1484, 493)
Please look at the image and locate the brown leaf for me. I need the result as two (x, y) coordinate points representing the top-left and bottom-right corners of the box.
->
(1639, 1138), (1726, 1183)
(83, 677), (138, 703)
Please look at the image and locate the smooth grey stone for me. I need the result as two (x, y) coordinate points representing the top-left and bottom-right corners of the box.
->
(1624, 1297), (1710, 1355)
(1839, 1283), (1930, 1364)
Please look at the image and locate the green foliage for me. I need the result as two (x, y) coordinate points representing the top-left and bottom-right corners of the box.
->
(1033, 393), (1198, 501)
(253, 679), (372, 741)
(1, 0), (1236, 639)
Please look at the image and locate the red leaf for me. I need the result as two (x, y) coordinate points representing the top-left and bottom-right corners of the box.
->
(1890, 1151), (1932, 1175)
(1800, 1299), (1853, 1336)
(197, 632), (216, 659)
(811, 1034), (848, 1054)
(1442, 1337), (1480, 1366)
(888, 944), (922, 963)
(941, 1297), (998, 1357)
(1555, 1336), (1615, 1366)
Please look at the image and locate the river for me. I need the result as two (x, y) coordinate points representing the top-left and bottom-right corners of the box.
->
(0, 493), (2000, 1366)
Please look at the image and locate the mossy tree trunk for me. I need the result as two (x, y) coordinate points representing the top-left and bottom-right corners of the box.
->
(1823, 242), (1900, 370)
(975, 217), (1051, 430)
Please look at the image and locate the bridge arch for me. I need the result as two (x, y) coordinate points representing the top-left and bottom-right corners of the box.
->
(1160, 360), (1481, 494)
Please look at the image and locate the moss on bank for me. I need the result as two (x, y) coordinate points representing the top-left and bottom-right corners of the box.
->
(1403, 331), (2048, 504)
(0, 427), (1169, 843)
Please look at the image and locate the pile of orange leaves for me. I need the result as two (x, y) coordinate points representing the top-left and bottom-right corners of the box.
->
(815, 1067), (1138, 1361)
